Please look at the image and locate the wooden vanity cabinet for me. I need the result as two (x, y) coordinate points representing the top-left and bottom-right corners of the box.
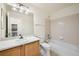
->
(0, 46), (21, 56)
(0, 40), (40, 56)
(24, 41), (40, 56)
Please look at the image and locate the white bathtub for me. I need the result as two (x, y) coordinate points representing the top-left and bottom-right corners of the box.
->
(49, 40), (79, 56)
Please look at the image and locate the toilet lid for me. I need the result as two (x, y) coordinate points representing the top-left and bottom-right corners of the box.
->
(40, 43), (50, 48)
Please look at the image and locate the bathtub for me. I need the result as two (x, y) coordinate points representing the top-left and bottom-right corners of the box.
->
(49, 40), (79, 56)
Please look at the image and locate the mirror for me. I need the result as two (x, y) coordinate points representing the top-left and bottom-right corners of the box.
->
(0, 4), (34, 39)
(8, 11), (34, 38)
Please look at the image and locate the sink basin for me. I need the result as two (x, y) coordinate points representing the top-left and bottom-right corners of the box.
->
(15, 39), (28, 43)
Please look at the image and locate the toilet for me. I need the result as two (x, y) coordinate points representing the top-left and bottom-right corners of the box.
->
(34, 35), (50, 56)
(40, 42), (50, 56)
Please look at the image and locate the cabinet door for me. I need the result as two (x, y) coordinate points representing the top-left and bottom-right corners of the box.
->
(25, 41), (40, 56)
(0, 46), (21, 56)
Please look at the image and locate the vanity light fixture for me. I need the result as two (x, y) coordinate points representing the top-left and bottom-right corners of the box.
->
(18, 3), (31, 14)
(8, 3), (32, 14)
(19, 5), (25, 13)
(20, 5), (25, 10)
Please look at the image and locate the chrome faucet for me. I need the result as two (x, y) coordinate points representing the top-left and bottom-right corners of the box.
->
(19, 34), (23, 39)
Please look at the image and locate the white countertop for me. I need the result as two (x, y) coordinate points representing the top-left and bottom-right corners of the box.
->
(0, 36), (40, 51)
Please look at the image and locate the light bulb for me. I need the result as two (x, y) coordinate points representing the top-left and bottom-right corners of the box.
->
(12, 7), (17, 11)
(19, 9), (23, 13)
(13, 4), (17, 7)
(25, 11), (28, 14)
(19, 6), (25, 13)
(27, 9), (30, 12)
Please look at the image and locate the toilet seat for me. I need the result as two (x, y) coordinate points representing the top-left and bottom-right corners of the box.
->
(40, 43), (50, 49)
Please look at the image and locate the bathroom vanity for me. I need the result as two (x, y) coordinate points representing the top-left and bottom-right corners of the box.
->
(0, 37), (40, 56)
(0, 4), (40, 56)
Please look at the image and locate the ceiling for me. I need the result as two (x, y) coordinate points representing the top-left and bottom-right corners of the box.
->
(6, 3), (79, 15)
(23, 3), (76, 14)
